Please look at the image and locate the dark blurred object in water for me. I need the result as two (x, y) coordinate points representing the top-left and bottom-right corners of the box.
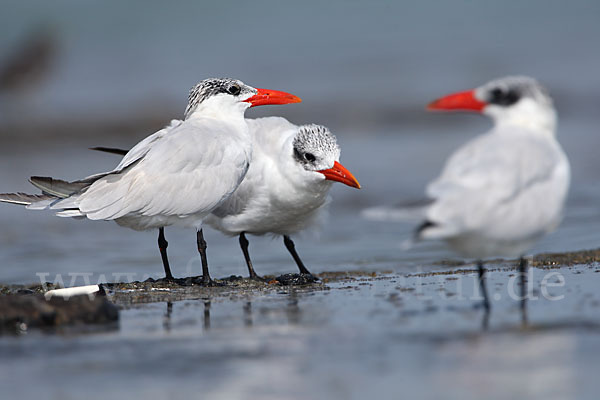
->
(0, 25), (57, 94)
(0, 292), (118, 334)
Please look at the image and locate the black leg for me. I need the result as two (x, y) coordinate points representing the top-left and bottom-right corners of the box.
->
(239, 232), (262, 280)
(519, 257), (528, 325)
(196, 229), (213, 285)
(477, 261), (491, 312)
(158, 227), (174, 280)
(283, 235), (312, 275)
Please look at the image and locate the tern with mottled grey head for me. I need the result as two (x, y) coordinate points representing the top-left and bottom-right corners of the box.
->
(206, 117), (360, 280)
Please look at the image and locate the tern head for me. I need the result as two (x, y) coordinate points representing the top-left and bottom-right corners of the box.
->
(184, 78), (301, 119)
(291, 124), (360, 189)
(427, 76), (556, 132)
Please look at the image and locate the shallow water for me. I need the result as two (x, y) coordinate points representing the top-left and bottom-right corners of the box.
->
(2, 264), (600, 400)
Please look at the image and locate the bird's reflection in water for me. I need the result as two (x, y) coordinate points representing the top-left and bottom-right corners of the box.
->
(243, 301), (253, 327)
(481, 308), (489, 331)
(157, 292), (309, 333)
(203, 299), (211, 331)
(477, 273), (529, 332)
(160, 298), (212, 332)
(286, 292), (302, 325)
(163, 301), (173, 332)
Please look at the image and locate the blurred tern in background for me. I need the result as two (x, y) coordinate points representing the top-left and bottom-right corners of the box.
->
(0, 78), (301, 284)
(418, 76), (570, 319)
(96, 117), (361, 280)
(363, 76), (570, 320)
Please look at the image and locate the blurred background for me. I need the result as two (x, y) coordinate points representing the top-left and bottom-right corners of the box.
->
(1, 0), (599, 283)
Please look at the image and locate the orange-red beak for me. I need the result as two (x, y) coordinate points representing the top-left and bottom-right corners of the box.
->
(317, 161), (361, 189)
(245, 88), (302, 108)
(427, 89), (486, 112)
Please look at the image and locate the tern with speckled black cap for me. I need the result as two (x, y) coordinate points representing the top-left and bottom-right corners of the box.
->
(0, 78), (301, 285)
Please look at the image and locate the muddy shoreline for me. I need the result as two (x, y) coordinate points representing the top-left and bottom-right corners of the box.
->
(3, 247), (600, 303)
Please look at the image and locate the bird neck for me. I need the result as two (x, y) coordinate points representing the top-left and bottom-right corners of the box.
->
(488, 99), (557, 137)
(185, 96), (250, 124)
(281, 144), (333, 197)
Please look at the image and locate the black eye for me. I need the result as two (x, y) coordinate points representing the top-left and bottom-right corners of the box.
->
(490, 88), (504, 100)
(489, 87), (520, 106)
(304, 153), (316, 162)
(227, 84), (241, 95)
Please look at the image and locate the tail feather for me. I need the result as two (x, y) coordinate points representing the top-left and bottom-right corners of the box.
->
(415, 220), (436, 239)
(398, 220), (438, 251)
(29, 176), (89, 198)
(2, 174), (97, 216)
(0, 192), (54, 206)
(90, 146), (129, 156)
(56, 209), (85, 218)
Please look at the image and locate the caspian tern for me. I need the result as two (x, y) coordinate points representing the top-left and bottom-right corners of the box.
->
(206, 117), (360, 279)
(0, 78), (301, 284)
(94, 117), (361, 280)
(417, 76), (570, 316)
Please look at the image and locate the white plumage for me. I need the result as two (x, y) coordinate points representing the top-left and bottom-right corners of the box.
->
(419, 76), (570, 259)
(51, 114), (251, 230)
(206, 117), (360, 278)
(0, 78), (302, 282)
(87, 117), (360, 278)
(416, 75), (570, 314)
(209, 117), (335, 235)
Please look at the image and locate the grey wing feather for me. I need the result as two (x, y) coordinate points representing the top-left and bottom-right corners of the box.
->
(112, 119), (182, 172)
(1, 119), (183, 219)
(30, 120), (182, 200)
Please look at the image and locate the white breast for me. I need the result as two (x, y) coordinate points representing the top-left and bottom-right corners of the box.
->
(422, 126), (570, 258)
(206, 117), (333, 236)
